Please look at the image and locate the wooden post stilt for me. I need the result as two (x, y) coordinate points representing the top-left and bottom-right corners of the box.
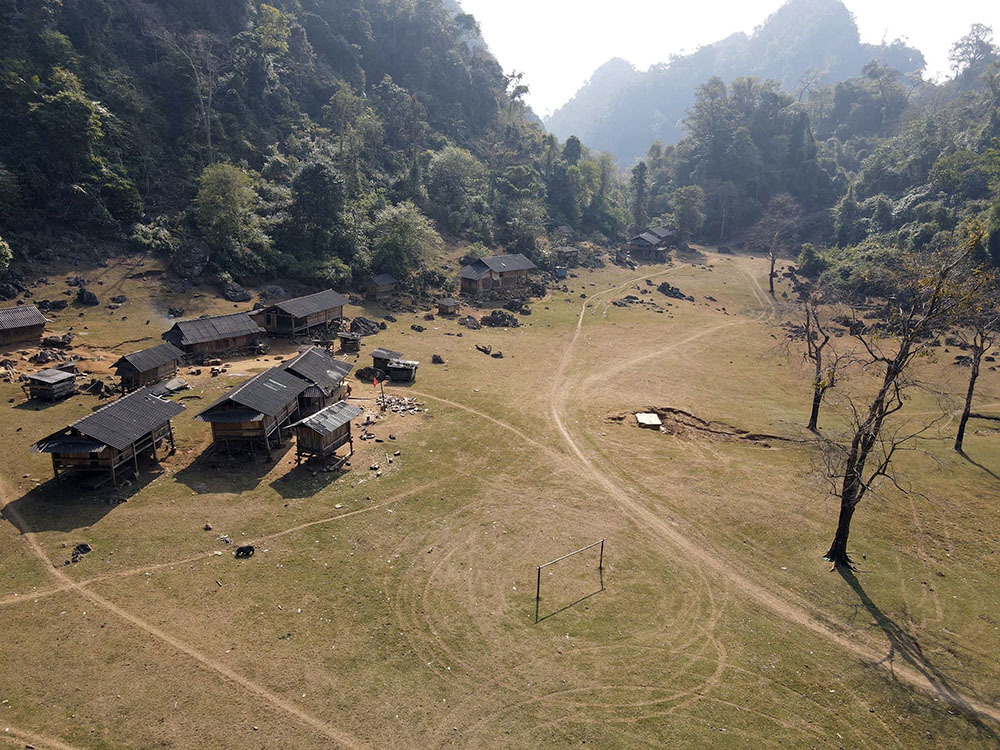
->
(535, 566), (541, 624)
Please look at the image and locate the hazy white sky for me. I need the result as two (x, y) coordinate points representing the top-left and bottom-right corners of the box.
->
(457, 0), (999, 116)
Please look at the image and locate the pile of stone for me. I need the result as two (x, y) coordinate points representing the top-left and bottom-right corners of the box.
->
(480, 309), (519, 328)
(657, 282), (694, 302)
(377, 394), (425, 415)
(77, 287), (100, 306)
(458, 315), (481, 330)
(42, 333), (74, 349)
(36, 299), (68, 312)
(30, 349), (69, 365)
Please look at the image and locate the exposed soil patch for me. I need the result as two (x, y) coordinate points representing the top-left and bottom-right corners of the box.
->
(610, 406), (801, 447)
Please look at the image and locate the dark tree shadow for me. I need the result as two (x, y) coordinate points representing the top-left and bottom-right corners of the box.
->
(838, 568), (1000, 741)
(956, 448), (1000, 482)
(1, 466), (166, 533)
(174, 442), (293, 494)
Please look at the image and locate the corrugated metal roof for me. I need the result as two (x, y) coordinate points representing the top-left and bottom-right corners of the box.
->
(27, 368), (77, 384)
(638, 232), (660, 245)
(113, 343), (185, 374)
(163, 312), (263, 346)
(197, 367), (308, 420)
(458, 263), (490, 280)
(370, 273), (397, 286)
(480, 254), (537, 273)
(282, 347), (354, 396)
(372, 347), (402, 361)
(291, 401), (363, 436)
(0, 304), (46, 330)
(266, 289), (348, 318)
(33, 387), (185, 452)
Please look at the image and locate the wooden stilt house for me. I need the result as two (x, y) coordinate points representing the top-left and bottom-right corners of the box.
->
(458, 254), (537, 294)
(254, 289), (348, 336)
(31, 387), (184, 487)
(24, 367), (78, 401)
(196, 367), (307, 457)
(367, 273), (397, 301)
(0, 305), (47, 346)
(162, 312), (265, 358)
(112, 343), (185, 392)
(437, 298), (460, 316)
(292, 401), (363, 464)
(281, 346), (355, 416)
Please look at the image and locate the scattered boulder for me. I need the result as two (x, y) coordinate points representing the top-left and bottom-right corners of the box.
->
(110, 295), (127, 304)
(411, 324), (426, 333)
(65, 276), (86, 287)
(458, 315), (481, 330)
(481, 309), (519, 328)
(263, 284), (286, 298)
(431, 354), (445, 364)
(222, 280), (252, 303)
(350, 316), (382, 336)
(168, 306), (185, 318)
(491, 351), (504, 359)
(76, 287), (100, 306)
(384, 314), (397, 323)
(41, 333), (73, 349)
(657, 282), (694, 302)
(170, 239), (211, 279)
(475, 344), (492, 355)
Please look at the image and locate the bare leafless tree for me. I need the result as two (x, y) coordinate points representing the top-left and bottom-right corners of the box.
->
(748, 193), (802, 297)
(821, 236), (980, 569)
(952, 268), (1000, 453)
(802, 292), (847, 432)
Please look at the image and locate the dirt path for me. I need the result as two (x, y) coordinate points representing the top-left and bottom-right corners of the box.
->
(0, 725), (82, 750)
(548, 267), (1000, 727)
(1, 487), (368, 750)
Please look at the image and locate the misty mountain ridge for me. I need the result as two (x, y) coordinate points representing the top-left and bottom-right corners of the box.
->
(544, 0), (925, 166)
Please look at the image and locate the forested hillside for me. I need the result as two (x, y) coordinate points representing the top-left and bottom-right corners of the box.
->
(545, 0), (924, 167)
(625, 22), (1000, 284)
(0, 0), (627, 292)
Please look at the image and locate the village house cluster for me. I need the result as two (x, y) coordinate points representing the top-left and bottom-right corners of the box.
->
(5, 252), (548, 490)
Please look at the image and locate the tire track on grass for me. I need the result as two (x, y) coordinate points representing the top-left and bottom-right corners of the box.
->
(0, 725), (82, 750)
(550, 268), (1000, 727)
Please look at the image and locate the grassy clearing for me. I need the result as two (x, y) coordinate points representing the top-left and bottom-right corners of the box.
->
(1, 251), (998, 747)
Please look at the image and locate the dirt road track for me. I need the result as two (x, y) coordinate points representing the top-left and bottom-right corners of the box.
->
(548, 265), (1000, 727)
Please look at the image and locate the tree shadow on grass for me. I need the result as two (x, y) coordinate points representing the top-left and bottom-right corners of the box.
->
(174, 442), (293, 494)
(838, 568), (1000, 742)
(956, 448), (1000, 483)
(2, 467), (166, 534)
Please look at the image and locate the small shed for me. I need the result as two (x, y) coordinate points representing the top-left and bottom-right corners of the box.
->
(371, 347), (403, 372)
(281, 346), (355, 416)
(337, 331), (362, 353)
(367, 273), (397, 300)
(162, 312), (265, 358)
(196, 367), (307, 457)
(32, 387), (184, 487)
(554, 246), (580, 268)
(24, 367), (78, 401)
(113, 343), (185, 392)
(255, 289), (348, 336)
(0, 305), (47, 346)
(386, 359), (419, 383)
(292, 401), (364, 464)
(437, 298), (461, 316)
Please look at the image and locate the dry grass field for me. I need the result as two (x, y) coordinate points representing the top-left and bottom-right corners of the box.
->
(1, 250), (999, 748)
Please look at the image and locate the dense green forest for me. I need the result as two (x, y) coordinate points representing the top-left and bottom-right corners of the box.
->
(0, 0), (627, 291)
(628, 22), (1000, 287)
(545, 0), (925, 167)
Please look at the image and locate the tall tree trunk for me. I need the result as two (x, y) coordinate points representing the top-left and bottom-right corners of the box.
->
(768, 251), (776, 297)
(954, 353), (981, 453)
(824, 491), (858, 568)
(808, 386), (824, 432)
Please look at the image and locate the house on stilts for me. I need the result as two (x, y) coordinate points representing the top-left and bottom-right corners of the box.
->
(280, 346), (354, 416)
(291, 401), (363, 465)
(31, 387), (184, 487)
(112, 343), (186, 392)
(254, 289), (348, 337)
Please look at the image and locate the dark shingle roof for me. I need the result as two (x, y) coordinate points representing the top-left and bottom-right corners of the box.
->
(648, 226), (673, 240)
(113, 343), (185, 374)
(437, 298), (460, 306)
(267, 289), (348, 318)
(33, 387), (185, 452)
(198, 367), (308, 421)
(372, 347), (403, 361)
(0, 305), (46, 331)
(281, 347), (354, 396)
(370, 273), (397, 286)
(458, 263), (490, 280)
(291, 401), (363, 436)
(480, 254), (536, 273)
(638, 232), (660, 245)
(554, 246), (580, 254)
(164, 312), (263, 346)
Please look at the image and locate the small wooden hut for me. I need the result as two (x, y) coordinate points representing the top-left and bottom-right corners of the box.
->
(371, 347), (402, 372)
(553, 246), (580, 268)
(458, 254), (537, 294)
(338, 331), (362, 353)
(112, 343), (185, 392)
(367, 273), (397, 301)
(0, 305), (47, 346)
(162, 312), (264, 358)
(24, 367), (77, 401)
(254, 289), (348, 336)
(386, 359), (419, 383)
(292, 401), (363, 464)
(281, 346), (355, 416)
(437, 298), (460, 316)
(196, 367), (307, 457)
(31, 387), (184, 487)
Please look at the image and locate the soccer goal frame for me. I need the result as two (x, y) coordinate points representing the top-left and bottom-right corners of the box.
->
(534, 539), (605, 623)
